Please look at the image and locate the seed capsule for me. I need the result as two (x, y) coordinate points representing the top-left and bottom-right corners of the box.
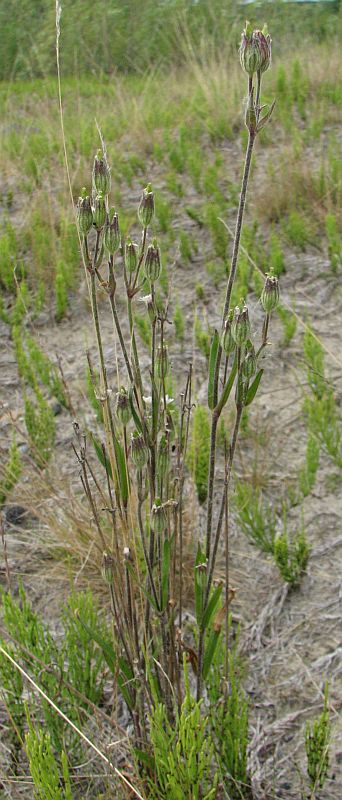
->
(242, 343), (257, 380)
(101, 551), (114, 585)
(157, 433), (169, 479)
(125, 239), (138, 273)
(92, 150), (111, 195)
(261, 274), (279, 313)
(232, 304), (251, 346)
(145, 242), (161, 282)
(116, 387), (131, 426)
(77, 191), (93, 235)
(104, 210), (120, 254)
(93, 193), (107, 231)
(150, 499), (167, 534)
(131, 432), (148, 468)
(138, 184), (154, 228)
(221, 312), (235, 355)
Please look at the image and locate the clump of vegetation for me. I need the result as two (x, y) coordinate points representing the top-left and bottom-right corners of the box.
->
(273, 517), (310, 586)
(0, 435), (22, 505)
(305, 685), (331, 795)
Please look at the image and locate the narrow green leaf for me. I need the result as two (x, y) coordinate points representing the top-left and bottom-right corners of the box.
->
(74, 614), (116, 673)
(91, 434), (113, 480)
(202, 629), (221, 680)
(194, 543), (206, 625)
(216, 355), (237, 414)
(208, 330), (219, 410)
(161, 536), (172, 612)
(202, 584), (223, 631)
(245, 368), (263, 406)
(113, 434), (129, 507)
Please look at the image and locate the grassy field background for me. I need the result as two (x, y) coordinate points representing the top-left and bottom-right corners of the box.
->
(0, 1), (342, 798)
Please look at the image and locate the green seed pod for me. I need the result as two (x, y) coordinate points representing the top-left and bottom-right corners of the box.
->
(151, 499), (167, 534)
(232, 304), (251, 346)
(157, 433), (169, 479)
(116, 387), (131, 426)
(77, 191), (93, 235)
(125, 239), (138, 273)
(101, 551), (114, 585)
(242, 345), (257, 380)
(145, 242), (161, 282)
(138, 184), (154, 228)
(93, 193), (106, 231)
(93, 150), (111, 195)
(221, 312), (235, 355)
(261, 274), (279, 313)
(104, 210), (120, 254)
(131, 432), (148, 468)
(157, 344), (169, 380)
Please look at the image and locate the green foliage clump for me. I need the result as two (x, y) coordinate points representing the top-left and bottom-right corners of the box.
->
(173, 302), (185, 343)
(188, 405), (210, 504)
(283, 211), (312, 250)
(26, 722), (73, 800)
(298, 433), (320, 499)
(194, 316), (210, 360)
(61, 591), (106, 706)
(305, 685), (330, 793)
(268, 231), (286, 277)
(0, 435), (22, 505)
(273, 519), (310, 586)
(148, 658), (217, 800)
(55, 260), (68, 322)
(0, 222), (18, 290)
(24, 388), (56, 467)
(235, 481), (276, 555)
(303, 326), (342, 467)
(277, 305), (297, 346)
(207, 626), (249, 799)
(325, 212), (341, 273)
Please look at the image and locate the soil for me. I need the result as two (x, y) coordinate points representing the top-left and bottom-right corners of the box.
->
(0, 136), (342, 799)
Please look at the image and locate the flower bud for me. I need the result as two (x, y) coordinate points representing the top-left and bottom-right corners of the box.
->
(125, 239), (138, 273)
(145, 242), (161, 282)
(93, 150), (111, 195)
(138, 184), (154, 228)
(157, 344), (169, 380)
(221, 311), (235, 355)
(151, 498), (167, 534)
(242, 342), (257, 380)
(157, 434), (169, 479)
(77, 190), (93, 236)
(101, 551), (114, 585)
(104, 209), (120, 254)
(261, 274), (279, 313)
(232, 304), (251, 346)
(93, 193), (106, 231)
(116, 387), (131, 426)
(131, 432), (148, 468)
(240, 21), (271, 77)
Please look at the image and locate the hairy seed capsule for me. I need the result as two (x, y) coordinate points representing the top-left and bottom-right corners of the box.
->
(101, 551), (115, 585)
(232, 304), (251, 346)
(125, 239), (138, 273)
(145, 242), (161, 282)
(131, 432), (148, 468)
(116, 387), (131, 426)
(77, 191), (93, 235)
(261, 274), (279, 313)
(92, 150), (111, 195)
(157, 434), (169, 479)
(150, 499), (167, 534)
(221, 312), (235, 355)
(104, 210), (120, 254)
(93, 193), (107, 231)
(138, 184), (154, 228)
(242, 346), (257, 380)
